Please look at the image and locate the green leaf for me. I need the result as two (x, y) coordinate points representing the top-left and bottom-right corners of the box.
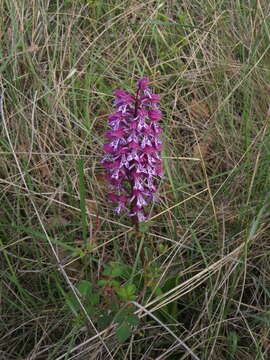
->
(66, 295), (80, 313)
(154, 287), (163, 296)
(89, 293), (100, 306)
(98, 314), (113, 328)
(111, 280), (120, 287)
(115, 306), (139, 325)
(228, 331), (238, 358)
(115, 312), (124, 324)
(127, 314), (140, 326)
(85, 304), (95, 315)
(72, 248), (85, 258)
(109, 302), (120, 313)
(97, 279), (107, 286)
(139, 221), (149, 233)
(115, 308), (129, 323)
(77, 280), (92, 297)
(102, 264), (113, 277)
(126, 284), (136, 295)
(111, 266), (123, 277)
(116, 284), (137, 301)
(103, 262), (126, 278)
(116, 322), (132, 343)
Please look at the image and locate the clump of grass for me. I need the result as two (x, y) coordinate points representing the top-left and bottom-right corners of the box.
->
(1, 0), (270, 359)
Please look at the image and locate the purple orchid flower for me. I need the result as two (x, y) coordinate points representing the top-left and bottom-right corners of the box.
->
(101, 77), (164, 222)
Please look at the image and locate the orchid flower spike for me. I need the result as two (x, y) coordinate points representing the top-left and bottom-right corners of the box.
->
(101, 77), (164, 222)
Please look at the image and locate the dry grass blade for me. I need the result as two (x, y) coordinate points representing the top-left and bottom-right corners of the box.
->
(0, 93), (113, 359)
(1, 1), (270, 358)
(132, 301), (201, 360)
(143, 244), (245, 313)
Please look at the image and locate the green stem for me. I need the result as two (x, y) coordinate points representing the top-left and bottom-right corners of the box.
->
(130, 234), (145, 283)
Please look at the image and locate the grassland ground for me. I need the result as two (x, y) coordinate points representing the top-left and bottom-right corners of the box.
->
(1, 1), (270, 359)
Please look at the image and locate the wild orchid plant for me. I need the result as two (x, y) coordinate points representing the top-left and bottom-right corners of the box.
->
(101, 77), (163, 224)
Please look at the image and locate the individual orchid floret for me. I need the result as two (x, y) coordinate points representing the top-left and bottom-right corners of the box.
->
(101, 77), (164, 223)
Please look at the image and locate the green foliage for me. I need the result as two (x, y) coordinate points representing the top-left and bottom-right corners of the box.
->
(115, 306), (139, 343)
(102, 261), (128, 278)
(116, 322), (132, 343)
(115, 284), (137, 301)
(65, 262), (139, 343)
(227, 331), (239, 359)
(138, 221), (150, 233)
(66, 280), (100, 317)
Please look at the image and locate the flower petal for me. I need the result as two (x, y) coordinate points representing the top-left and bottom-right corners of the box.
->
(137, 77), (149, 90)
(149, 110), (162, 121)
